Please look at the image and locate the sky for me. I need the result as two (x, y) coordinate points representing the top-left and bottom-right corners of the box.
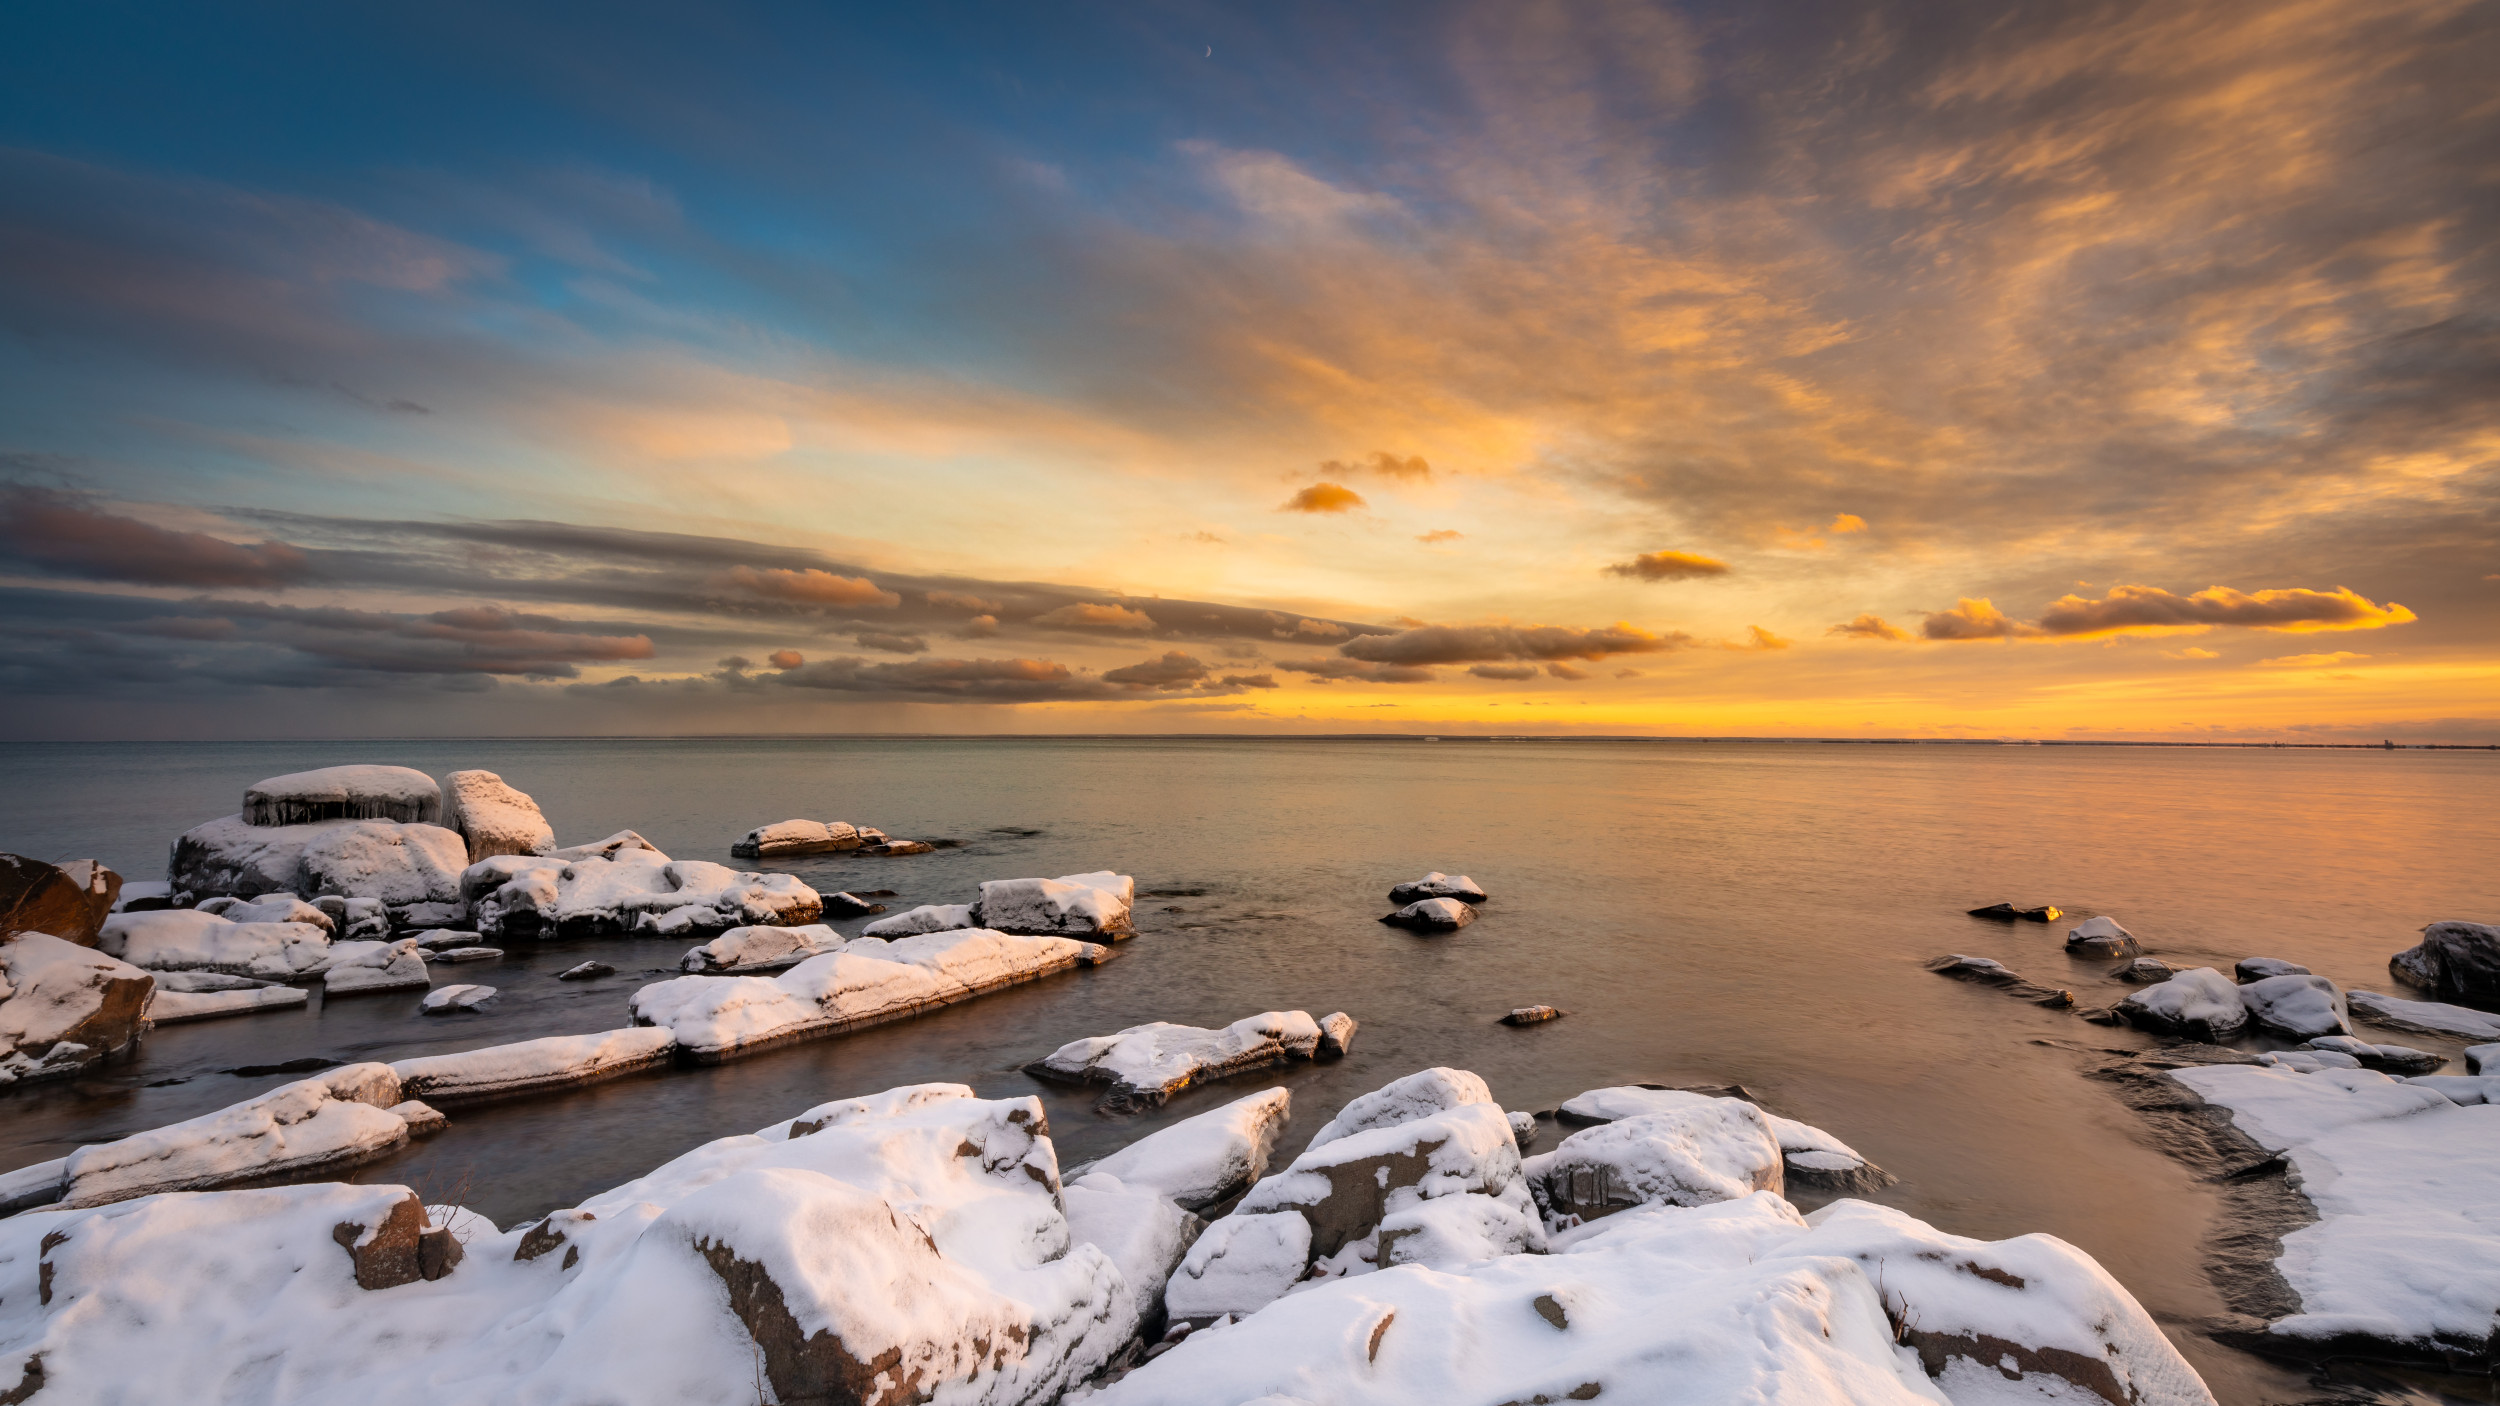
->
(0, 0), (2492, 741)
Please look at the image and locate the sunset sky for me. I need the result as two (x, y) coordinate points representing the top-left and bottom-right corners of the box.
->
(1, 0), (2492, 740)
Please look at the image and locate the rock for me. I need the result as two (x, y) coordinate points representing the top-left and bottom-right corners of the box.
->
(2349, 989), (2500, 1041)
(1062, 1171), (1202, 1342)
(154, 970), (278, 992)
(975, 871), (1135, 937)
(2240, 973), (2351, 1039)
(1075, 1087), (1293, 1212)
(2064, 915), (2141, 958)
(0, 1157), (66, 1216)
(101, 909), (332, 979)
(312, 894), (389, 938)
(244, 765), (443, 826)
(322, 938), (431, 994)
(864, 839), (935, 856)
(1389, 872), (1488, 904)
(440, 769), (557, 862)
(1380, 896), (1474, 932)
(409, 928), (481, 950)
(391, 1026), (679, 1102)
(2236, 956), (2312, 983)
(729, 819), (863, 858)
(429, 946), (503, 963)
(2470, 1042), (2500, 1075)
(2306, 1035), (2443, 1075)
(2117, 957), (2174, 983)
(149, 985), (311, 1024)
(111, 879), (174, 913)
(549, 829), (664, 861)
(1026, 1010), (1326, 1112)
(2257, 1048), (2361, 1073)
(861, 902), (976, 938)
(679, 923), (842, 974)
(170, 812), (468, 918)
(0, 854), (120, 946)
(389, 1099), (449, 1135)
(1508, 1110), (1539, 1148)
(1315, 1009), (1357, 1058)
(199, 893), (334, 931)
(419, 983), (496, 1014)
(0, 933), (154, 1087)
(1501, 1004), (1564, 1025)
(2387, 921), (2500, 1010)
(59, 1063), (408, 1205)
(1521, 1097), (1784, 1229)
(558, 961), (613, 981)
(2019, 905), (2063, 922)
(1159, 1210), (1312, 1323)
(1544, 1088), (1896, 1198)
(2117, 966), (2248, 1041)
(463, 847), (823, 938)
(822, 891), (887, 918)
(1967, 902), (2022, 919)
(1926, 953), (2075, 1007)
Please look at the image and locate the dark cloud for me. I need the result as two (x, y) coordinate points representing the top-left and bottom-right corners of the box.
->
(0, 488), (315, 589)
(1101, 651), (1212, 690)
(765, 654), (1221, 702)
(1545, 661), (1592, 678)
(1922, 585), (2418, 641)
(853, 631), (929, 654)
(1220, 672), (1278, 688)
(1603, 550), (1729, 582)
(1340, 622), (1690, 665)
(1275, 657), (1436, 684)
(1468, 663), (1537, 680)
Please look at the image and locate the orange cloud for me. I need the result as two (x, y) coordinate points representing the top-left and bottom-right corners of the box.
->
(1830, 514), (1867, 534)
(1726, 625), (1791, 651)
(1922, 599), (2033, 640)
(1034, 601), (1158, 631)
(2259, 651), (2371, 667)
(1320, 451), (1431, 481)
(2034, 585), (2416, 638)
(2162, 647), (2221, 660)
(1281, 482), (1366, 513)
(1604, 550), (1730, 582)
(1828, 614), (1909, 641)
(767, 649), (803, 669)
(717, 566), (899, 608)
(1417, 529), (1463, 544)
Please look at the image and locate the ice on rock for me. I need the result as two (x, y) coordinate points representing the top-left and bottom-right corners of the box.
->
(59, 1063), (411, 1206)
(1380, 896), (1473, 931)
(679, 922), (843, 973)
(101, 908), (330, 979)
(2236, 956), (2312, 983)
(419, 983), (496, 1014)
(1388, 872), (1488, 904)
(1554, 1086), (1890, 1193)
(391, 1026), (677, 1102)
(1028, 1011), (1325, 1112)
(2260, 1049), (2363, 1073)
(0, 933), (154, 1087)
(322, 938), (430, 994)
(730, 818), (863, 857)
(463, 846), (823, 938)
(149, 985), (310, 1024)
(2173, 1060), (2500, 1363)
(975, 871), (1135, 938)
(863, 902), (977, 937)
(2349, 989), (2500, 1041)
(1522, 1100), (1783, 1229)
(243, 764), (442, 826)
(2118, 966), (2249, 1041)
(2239, 973), (2352, 1039)
(440, 769), (557, 862)
(1077, 1087), (1294, 1211)
(2064, 914), (2141, 958)
(2386, 920), (2500, 1009)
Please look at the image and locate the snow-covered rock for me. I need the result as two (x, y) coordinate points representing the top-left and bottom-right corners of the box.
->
(322, 938), (430, 994)
(2470, 1043), (2500, 1075)
(1307, 1067), (1495, 1150)
(463, 847), (823, 938)
(419, 983), (496, 1014)
(391, 1026), (678, 1102)
(1552, 1086), (1889, 1194)
(169, 812), (468, 918)
(2350, 989), (2500, 1041)
(1316, 1009), (1357, 1057)
(2173, 1059), (2500, 1365)
(440, 769), (556, 862)
(1027, 1011), (1325, 1112)
(59, 1063), (410, 1206)
(1388, 872), (1488, 904)
(975, 872), (1135, 938)
(1103, 1191), (2215, 1406)
(429, 945), (502, 963)
(198, 892), (334, 930)
(2065, 915), (2140, 958)
(1163, 1211), (1312, 1322)
(152, 970), (275, 992)
(863, 902), (977, 937)
(109, 878), (171, 914)
(1522, 1100), (1783, 1230)
(549, 829), (663, 861)
(2259, 1049), (2361, 1073)
(632, 929), (1104, 1061)
(149, 985), (310, 1024)
(730, 819), (863, 858)
(1501, 1004), (1563, 1024)
(2306, 1035), (2443, 1075)
(866, 838), (936, 856)
(243, 764), (442, 826)
(2387, 921), (2500, 1009)
(2119, 966), (2248, 1040)
(100, 908), (331, 979)
(0, 933), (154, 1087)
(313, 893), (390, 938)
(2237, 956), (2311, 983)
(679, 923), (842, 973)
(1380, 896), (1473, 931)
(558, 961), (612, 981)
(0, 1157), (65, 1216)
(1076, 1088), (1293, 1211)
(2240, 973), (2351, 1039)
(2117, 957), (2175, 983)
(1063, 1171), (1202, 1339)
(0, 853), (119, 946)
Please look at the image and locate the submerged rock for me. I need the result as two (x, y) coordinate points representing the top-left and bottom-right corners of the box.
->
(2065, 915), (2141, 959)
(822, 891), (887, 918)
(557, 961), (613, 981)
(243, 765), (443, 827)
(0, 932), (154, 1088)
(1027, 1010), (1327, 1113)
(2387, 921), (2500, 1011)
(2117, 957), (2175, 983)
(865, 839), (935, 856)
(1967, 901), (2059, 921)
(440, 770), (557, 863)
(1390, 872), (1488, 904)
(1381, 896), (1474, 932)
(1, 854), (121, 947)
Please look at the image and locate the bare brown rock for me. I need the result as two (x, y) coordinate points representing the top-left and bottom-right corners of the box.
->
(0, 854), (120, 947)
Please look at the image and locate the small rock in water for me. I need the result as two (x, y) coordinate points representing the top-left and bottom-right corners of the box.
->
(1389, 872), (1488, 905)
(2115, 957), (2173, 983)
(1316, 1010), (1358, 1058)
(1508, 1109), (1540, 1148)
(2064, 916), (2140, 958)
(854, 889), (899, 898)
(2019, 905), (2062, 922)
(389, 1099), (449, 1135)
(1967, 902), (2021, 919)
(419, 983), (496, 1014)
(2233, 956), (2311, 983)
(1381, 897), (1474, 932)
(412, 930), (485, 952)
(1926, 954), (2074, 1007)
(429, 947), (504, 964)
(557, 961), (613, 981)
(821, 892), (888, 918)
(865, 839), (935, 856)
(1502, 1005), (1565, 1026)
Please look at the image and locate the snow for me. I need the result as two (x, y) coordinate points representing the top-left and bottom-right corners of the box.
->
(322, 938), (430, 993)
(862, 902), (977, 937)
(58, 1064), (411, 1206)
(1, 934), (153, 1086)
(242, 764), (443, 826)
(303, 821), (468, 910)
(632, 928), (1101, 1059)
(197, 893), (333, 931)
(2306, 1034), (2443, 1074)
(1522, 1100), (1783, 1228)
(549, 829), (664, 861)
(2064, 915), (2139, 957)
(109, 879), (171, 913)
(1308, 1067), (1494, 1152)
(1551, 1086), (1883, 1191)
(1388, 872), (1488, 904)
(730, 819), (862, 857)
(1316, 1010), (1357, 1057)
(1077, 1088), (1294, 1211)
(2118, 966), (2248, 1040)
(2349, 989), (2500, 1041)
(1064, 1171), (1203, 1334)
(1381, 896), (1473, 931)
(441, 769), (557, 862)
(1379, 1190), (1542, 1269)
(679, 922), (842, 973)
(0, 1158), (64, 1216)
(314, 893), (389, 938)
(419, 983), (496, 1013)
(390, 1027), (678, 1102)
(1165, 1212), (1312, 1321)
(464, 847), (823, 937)
(430, 946), (503, 963)
(975, 872), (1135, 937)
(2173, 1060), (2500, 1356)
(2406, 1075), (2500, 1105)
(2471, 1042), (2500, 1075)
(100, 908), (331, 979)
(149, 985), (310, 1024)
(1029, 1011), (1325, 1111)
(2239, 973), (2351, 1039)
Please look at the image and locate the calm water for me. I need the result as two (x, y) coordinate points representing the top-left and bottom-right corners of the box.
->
(4, 737), (2495, 1404)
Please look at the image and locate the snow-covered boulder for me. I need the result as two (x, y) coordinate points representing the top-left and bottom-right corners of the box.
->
(2387, 920), (2500, 1010)
(2305, 1035), (2443, 1075)
(198, 892), (333, 930)
(390, 1026), (679, 1102)
(1381, 896), (1473, 931)
(2237, 956), (2311, 983)
(2065, 915), (2140, 958)
(1162, 1211), (1312, 1322)
(100, 908), (331, 979)
(1317, 1008), (1357, 1057)
(441, 769), (556, 862)
(1026, 1011), (1324, 1113)
(322, 938), (430, 994)
(679, 923), (842, 974)
(1307, 1066), (1496, 1149)
(59, 1063), (409, 1206)
(1, 853), (120, 946)
(1076, 1087), (1293, 1212)
(975, 872), (1134, 938)
(419, 983), (495, 1014)
(150, 986), (309, 1024)
(1551, 1086), (1889, 1194)
(1389, 872), (1487, 904)
(2119, 966), (2248, 1041)
(863, 902), (977, 937)
(2350, 989), (2500, 1041)
(632, 929), (1104, 1061)
(730, 819), (863, 858)
(169, 812), (467, 919)
(1063, 1171), (1202, 1340)
(0, 933), (154, 1087)
(243, 764), (442, 826)
(463, 847), (823, 937)
(550, 829), (664, 861)
(2241, 973), (2351, 1039)
(1523, 1100), (1783, 1229)
(313, 893), (389, 938)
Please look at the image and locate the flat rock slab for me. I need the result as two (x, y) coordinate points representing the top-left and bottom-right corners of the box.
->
(1028, 1010), (1329, 1113)
(150, 986), (311, 1024)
